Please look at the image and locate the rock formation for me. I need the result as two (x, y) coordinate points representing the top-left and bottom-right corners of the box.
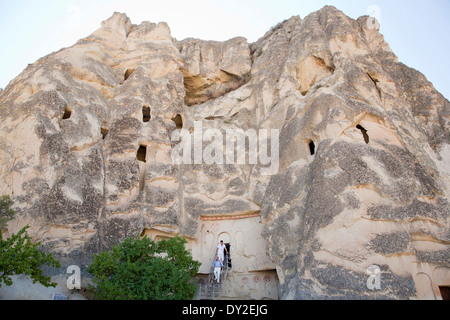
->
(0, 6), (449, 299)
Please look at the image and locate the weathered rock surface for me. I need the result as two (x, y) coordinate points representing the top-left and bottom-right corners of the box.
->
(177, 37), (252, 106)
(0, 7), (449, 299)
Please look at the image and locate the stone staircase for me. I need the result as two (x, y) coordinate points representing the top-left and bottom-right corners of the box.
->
(194, 253), (231, 300)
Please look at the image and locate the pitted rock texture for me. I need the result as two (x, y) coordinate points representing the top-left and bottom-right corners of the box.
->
(0, 7), (449, 299)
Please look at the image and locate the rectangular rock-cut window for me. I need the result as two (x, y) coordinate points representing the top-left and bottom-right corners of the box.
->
(143, 106), (151, 122)
(137, 144), (147, 162)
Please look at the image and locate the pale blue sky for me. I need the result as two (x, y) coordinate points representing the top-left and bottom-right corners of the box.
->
(0, 0), (449, 99)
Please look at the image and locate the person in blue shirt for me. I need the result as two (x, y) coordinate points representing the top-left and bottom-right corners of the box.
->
(212, 256), (223, 283)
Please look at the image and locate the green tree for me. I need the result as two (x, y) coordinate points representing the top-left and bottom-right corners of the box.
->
(87, 235), (201, 300)
(0, 226), (61, 287)
(0, 195), (61, 288)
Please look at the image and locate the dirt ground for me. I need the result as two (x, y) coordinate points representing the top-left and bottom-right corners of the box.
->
(0, 274), (87, 300)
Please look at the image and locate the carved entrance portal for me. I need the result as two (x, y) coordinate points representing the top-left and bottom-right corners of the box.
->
(192, 213), (280, 299)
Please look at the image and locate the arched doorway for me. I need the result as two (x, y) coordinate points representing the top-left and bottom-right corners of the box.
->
(218, 232), (232, 269)
(218, 232), (231, 244)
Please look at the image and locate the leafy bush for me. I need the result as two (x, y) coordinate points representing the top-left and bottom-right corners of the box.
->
(0, 226), (61, 287)
(87, 235), (201, 300)
(0, 195), (60, 288)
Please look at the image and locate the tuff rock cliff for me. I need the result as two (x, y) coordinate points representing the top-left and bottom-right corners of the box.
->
(0, 6), (449, 299)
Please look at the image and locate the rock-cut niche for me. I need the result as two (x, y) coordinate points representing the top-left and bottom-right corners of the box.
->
(124, 69), (135, 81)
(101, 127), (109, 140)
(172, 114), (183, 129)
(137, 144), (147, 162)
(62, 107), (72, 120)
(308, 140), (315, 156)
(137, 144), (148, 192)
(143, 106), (151, 122)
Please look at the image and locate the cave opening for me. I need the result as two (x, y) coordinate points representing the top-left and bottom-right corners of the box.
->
(172, 114), (183, 129)
(137, 144), (147, 163)
(101, 127), (109, 140)
(143, 106), (151, 122)
(124, 69), (135, 81)
(308, 140), (315, 156)
(62, 107), (72, 120)
(356, 125), (370, 144)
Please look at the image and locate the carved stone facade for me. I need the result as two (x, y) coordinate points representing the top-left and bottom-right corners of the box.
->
(142, 214), (280, 300)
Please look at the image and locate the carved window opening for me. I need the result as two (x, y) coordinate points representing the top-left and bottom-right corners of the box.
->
(308, 140), (315, 156)
(124, 69), (135, 81)
(62, 107), (72, 120)
(356, 125), (369, 144)
(143, 106), (151, 122)
(137, 144), (148, 192)
(101, 127), (109, 140)
(172, 114), (183, 129)
(137, 144), (147, 163)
